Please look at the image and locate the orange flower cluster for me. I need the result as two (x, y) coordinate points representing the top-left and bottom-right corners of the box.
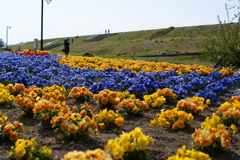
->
(219, 67), (235, 77)
(14, 86), (43, 117)
(177, 97), (210, 115)
(68, 87), (93, 102)
(155, 88), (178, 102)
(33, 98), (68, 128)
(93, 89), (125, 108)
(192, 114), (238, 154)
(150, 108), (194, 130)
(216, 96), (240, 125)
(0, 118), (25, 142)
(94, 108), (124, 129)
(50, 103), (98, 140)
(117, 98), (148, 117)
(5, 83), (25, 96)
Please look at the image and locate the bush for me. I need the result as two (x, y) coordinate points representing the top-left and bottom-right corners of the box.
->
(202, 0), (240, 67)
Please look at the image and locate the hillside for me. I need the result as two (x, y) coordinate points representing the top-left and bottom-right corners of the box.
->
(9, 24), (220, 65)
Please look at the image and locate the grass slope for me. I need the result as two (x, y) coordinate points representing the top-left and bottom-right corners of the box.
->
(9, 24), (220, 66)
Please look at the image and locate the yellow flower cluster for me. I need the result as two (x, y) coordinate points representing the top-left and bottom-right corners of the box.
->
(51, 103), (98, 140)
(93, 89), (123, 108)
(0, 111), (8, 124)
(42, 84), (66, 101)
(192, 114), (238, 153)
(0, 120), (25, 142)
(144, 92), (166, 109)
(216, 101), (240, 125)
(105, 127), (154, 160)
(95, 108), (124, 129)
(68, 86), (93, 102)
(150, 108), (194, 130)
(177, 97), (210, 115)
(42, 84), (66, 94)
(9, 138), (52, 159)
(56, 55), (218, 74)
(61, 148), (112, 160)
(117, 98), (148, 116)
(0, 83), (14, 105)
(168, 145), (212, 160)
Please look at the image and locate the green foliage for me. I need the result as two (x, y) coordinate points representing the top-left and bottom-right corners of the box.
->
(203, 22), (240, 67)
(202, 0), (240, 67)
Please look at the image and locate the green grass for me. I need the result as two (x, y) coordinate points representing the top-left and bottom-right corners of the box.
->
(8, 24), (220, 66)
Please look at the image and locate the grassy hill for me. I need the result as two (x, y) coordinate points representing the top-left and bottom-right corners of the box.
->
(9, 24), (221, 66)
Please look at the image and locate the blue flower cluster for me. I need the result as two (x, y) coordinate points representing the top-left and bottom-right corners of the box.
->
(0, 52), (240, 102)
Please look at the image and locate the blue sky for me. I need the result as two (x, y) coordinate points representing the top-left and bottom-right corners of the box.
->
(0, 0), (230, 45)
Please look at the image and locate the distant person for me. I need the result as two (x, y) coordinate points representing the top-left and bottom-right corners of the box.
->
(72, 38), (74, 44)
(63, 39), (70, 58)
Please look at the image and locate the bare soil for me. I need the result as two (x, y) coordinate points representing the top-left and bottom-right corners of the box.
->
(1, 87), (240, 160)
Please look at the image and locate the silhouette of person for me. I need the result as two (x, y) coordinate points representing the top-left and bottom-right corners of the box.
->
(64, 39), (70, 58)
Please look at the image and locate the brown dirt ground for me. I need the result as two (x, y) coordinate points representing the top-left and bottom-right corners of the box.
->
(1, 86), (240, 160)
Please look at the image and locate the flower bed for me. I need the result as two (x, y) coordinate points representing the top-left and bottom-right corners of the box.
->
(0, 52), (240, 160)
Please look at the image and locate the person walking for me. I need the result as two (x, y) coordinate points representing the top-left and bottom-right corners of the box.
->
(63, 39), (70, 58)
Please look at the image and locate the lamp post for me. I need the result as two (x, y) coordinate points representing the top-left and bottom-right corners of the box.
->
(6, 26), (11, 49)
(41, 0), (52, 51)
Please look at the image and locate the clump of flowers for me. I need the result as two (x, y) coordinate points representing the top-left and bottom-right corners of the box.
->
(42, 84), (66, 101)
(71, 102), (95, 118)
(150, 108), (194, 130)
(219, 67), (234, 77)
(155, 88), (178, 102)
(94, 108), (124, 130)
(13, 49), (51, 56)
(117, 98), (148, 117)
(33, 98), (69, 128)
(9, 138), (52, 159)
(168, 145), (212, 160)
(0, 120), (25, 143)
(177, 96), (210, 115)
(43, 84), (66, 94)
(61, 148), (113, 160)
(14, 86), (43, 117)
(5, 83), (25, 96)
(0, 83), (15, 106)
(192, 114), (238, 155)
(93, 89), (121, 108)
(143, 92), (166, 109)
(230, 94), (240, 103)
(51, 109), (98, 140)
(0, 111), (8, 124)
(68, 86), (93, 102)
(105, 127), (154, 160)
(216, 101), (240, 125)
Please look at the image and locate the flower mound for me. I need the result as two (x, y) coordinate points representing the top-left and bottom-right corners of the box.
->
(9, 138), (52, 159)
(150, 108), (194, 130)
(105, 127), (154, 160)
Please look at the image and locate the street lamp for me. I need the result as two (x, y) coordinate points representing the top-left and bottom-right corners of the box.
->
(6, 26), (11, 49)
(41, 0), (52, 50)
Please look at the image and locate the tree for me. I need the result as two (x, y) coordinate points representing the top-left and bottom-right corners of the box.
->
(203, 0), (240, 68)
(0, 39), (4, 48)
